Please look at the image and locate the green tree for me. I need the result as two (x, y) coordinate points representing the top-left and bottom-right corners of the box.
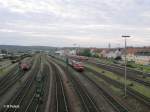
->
(80, 49), (92, 57)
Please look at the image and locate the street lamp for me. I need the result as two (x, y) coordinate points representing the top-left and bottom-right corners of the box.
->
(122, 35), (130, 98)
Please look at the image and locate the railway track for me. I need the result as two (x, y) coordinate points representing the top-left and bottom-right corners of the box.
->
(16, 56), (42, 112)
(82, 71), (129, 112)
(85, 67), (150, 107)
(0, 65), (18, 83)
(51, 55), (150, 107)
(49, 57), (101, 112)
(0, 69), (24, 95)
(26, 63), (49, 112)
(48, 60), (69, 112)
(67, 70), (101, 112)
(52, 55), (128, 112)
(88, 61), (150, 87)
(0, 57), (34, 96)
(38, 63), (51, 112)
(24, 93), (39, 112)
(33, 57), (70, 112)
(107, 63), (150, 77)
(23, 69), (47, 112)
(0, 57), (34, 85)
(1, 55), (41, 112)
(88, 58), (150, 77)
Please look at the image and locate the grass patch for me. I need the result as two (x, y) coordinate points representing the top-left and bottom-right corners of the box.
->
(55, 57), (125, 97)
(0, 64), (17, 77)
(53, 56), (150, 98)
(85, 63), (150, 98)
(0, 68), (6, 75)
(85, 71), (122, 93)
(93, 58), (114, 64)
(94, 58), (150, 73)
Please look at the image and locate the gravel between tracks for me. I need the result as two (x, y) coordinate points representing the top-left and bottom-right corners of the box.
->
(51, 57), (117, 112)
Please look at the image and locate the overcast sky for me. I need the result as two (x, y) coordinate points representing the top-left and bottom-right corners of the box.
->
(0, 0), (150, 48)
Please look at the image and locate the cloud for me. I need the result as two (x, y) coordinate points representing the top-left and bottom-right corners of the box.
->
(0, 0), (80, 18)
(0, 29), (17, 33)
(142, 11), (150, 18)
(0, 0), (149, 47)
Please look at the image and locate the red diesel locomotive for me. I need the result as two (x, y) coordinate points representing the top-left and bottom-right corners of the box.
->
(68, 59), (84, 72)
(19, 62), (30, 71)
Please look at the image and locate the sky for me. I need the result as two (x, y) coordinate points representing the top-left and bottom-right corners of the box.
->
(0, 0), (150, 48)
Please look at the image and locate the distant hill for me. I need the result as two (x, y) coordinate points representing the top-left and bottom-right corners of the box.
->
(0, 45), (57, 52)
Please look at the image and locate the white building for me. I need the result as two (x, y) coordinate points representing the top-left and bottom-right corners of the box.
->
(0, 54), (6, 59)
(55, 49), (77, 56)
(122, 50), (150, 65)
(69, 50), (76, 55)
(135, 56), (150, 65)
(55, 50), (65, 56)
(100, 49), (122, 59)
(106, 51), (116, 58)
(125, 55), (150, 65)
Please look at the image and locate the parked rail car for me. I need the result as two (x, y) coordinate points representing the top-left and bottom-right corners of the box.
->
(34, 72), (45, 103)
(68, 59), (84, 72)
(35, 72), (44, 82)
(35, 83), (44, 103)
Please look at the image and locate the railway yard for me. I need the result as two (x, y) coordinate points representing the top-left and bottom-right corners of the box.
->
(0, 53), (149, 112)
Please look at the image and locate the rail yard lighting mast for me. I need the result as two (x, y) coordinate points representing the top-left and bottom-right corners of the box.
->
(122, 35), (130, 98)
(73, 43), (77, 55)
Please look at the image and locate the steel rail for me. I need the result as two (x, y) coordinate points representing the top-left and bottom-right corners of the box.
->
(85, 67), (150, 106)
(82, 72), (129, 112)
